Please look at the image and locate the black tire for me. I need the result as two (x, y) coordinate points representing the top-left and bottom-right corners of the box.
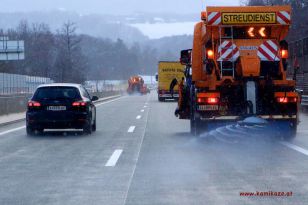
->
(158, 97), (164, 102)
(26, 126), (35, 136)
(284, 120), (297, 140)
(83, 119), (92, 135)
(36, 128), (44, 135)
(190, 85), (198, 136)
(190, 118), (197, 136)
(92, 119), (96, 132)
(190, 117), (204, 136)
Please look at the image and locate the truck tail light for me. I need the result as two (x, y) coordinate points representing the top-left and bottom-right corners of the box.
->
(288, 97), (297, 103)
(28, 101), (41, 107)
(197, 97), (219, 104)
(197, 97), (205, 103)
(207, 97), (219, 104)
(277, 97), (297, 103)
(280, 49), (289, 59)
(277, 97), (288, 103)
(207, 50), (214, 59)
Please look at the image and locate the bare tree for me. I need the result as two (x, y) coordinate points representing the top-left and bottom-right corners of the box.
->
(55, 21), (86, 83)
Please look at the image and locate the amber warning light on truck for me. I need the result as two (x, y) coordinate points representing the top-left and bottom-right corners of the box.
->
(222, 13), (276, 24)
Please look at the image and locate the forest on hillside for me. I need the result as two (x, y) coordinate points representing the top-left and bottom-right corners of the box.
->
(0, 21), (191, 83)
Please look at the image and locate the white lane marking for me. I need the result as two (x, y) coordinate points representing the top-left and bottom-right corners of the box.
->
(105, 149), (123, 167)
(123, 95), (150, 204)
(95, 96), (126, 107)
(143, 106), (147, 108)
(141, 110), (145, 112)
(128, 126), (136, 133)
(136, 115), (141, 120)
(280, 142), (308, 156)
(0, 126), (26, 136)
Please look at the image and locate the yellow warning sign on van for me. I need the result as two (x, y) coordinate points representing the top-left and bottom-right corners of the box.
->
(222, 13), (276, 24)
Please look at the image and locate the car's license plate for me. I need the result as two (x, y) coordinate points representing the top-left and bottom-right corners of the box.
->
(47, 106), (66, 111)
(198, 105), (219, 111)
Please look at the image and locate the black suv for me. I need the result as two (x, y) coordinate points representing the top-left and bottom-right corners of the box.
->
(26, 83), (98, 135)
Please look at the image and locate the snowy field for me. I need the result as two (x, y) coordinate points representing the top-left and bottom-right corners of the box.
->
(130, 22), (196, 39)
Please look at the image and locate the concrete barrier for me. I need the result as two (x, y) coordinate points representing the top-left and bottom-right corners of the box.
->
(0, 95), (32, 115)
(91, 91), (123, 99)
(0, 91), (122, 116)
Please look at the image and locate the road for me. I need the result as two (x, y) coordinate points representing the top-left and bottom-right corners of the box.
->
(1, 92), (308, 205)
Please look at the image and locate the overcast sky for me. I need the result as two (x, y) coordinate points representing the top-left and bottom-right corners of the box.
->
(0, 0), (240, 14)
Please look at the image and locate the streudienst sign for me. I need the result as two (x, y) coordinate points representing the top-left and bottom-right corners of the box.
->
(222, 13), (276, 24)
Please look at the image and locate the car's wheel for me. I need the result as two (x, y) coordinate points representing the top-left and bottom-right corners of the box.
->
(36, 128), (44, 135)
(26, 126), (35, 136)
(92, 119), (96, 132)
(83, 119), (92, 135)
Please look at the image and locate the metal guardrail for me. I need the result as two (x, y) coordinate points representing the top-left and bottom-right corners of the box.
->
(301, 95), (308, 106)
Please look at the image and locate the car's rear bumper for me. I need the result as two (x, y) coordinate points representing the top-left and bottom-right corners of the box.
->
(26, 111), (89, 129)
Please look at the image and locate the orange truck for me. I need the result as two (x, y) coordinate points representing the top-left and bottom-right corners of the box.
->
(127, 76), (147, 95)
(177, 5), (299, 138)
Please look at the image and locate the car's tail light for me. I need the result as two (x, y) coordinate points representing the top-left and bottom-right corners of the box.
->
(28, 101), (41, 107)
(72, 101), (87, 107)
(277, 97), (297, 104)
(197, 97), (219, 104)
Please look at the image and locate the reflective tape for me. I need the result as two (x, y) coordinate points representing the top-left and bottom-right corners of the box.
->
(257, 40), (280, 61)
(207, 12), (221, 25)
(217, 40), (240, 61)
(277, 11), (291, 25)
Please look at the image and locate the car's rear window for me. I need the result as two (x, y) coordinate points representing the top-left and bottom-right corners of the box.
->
(33, 87), (81, 100)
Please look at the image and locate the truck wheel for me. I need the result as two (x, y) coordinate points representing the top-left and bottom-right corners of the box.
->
(284, 120), (297, 140)
(191, 117), (209, 136)
(191, 117), (203, 136)
(190, 119), (197, 136)
(158, 97), (164, 102)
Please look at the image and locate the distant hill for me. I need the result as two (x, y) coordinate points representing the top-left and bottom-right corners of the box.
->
(146, 35), (193, 61)
(0, 10), (198, 43)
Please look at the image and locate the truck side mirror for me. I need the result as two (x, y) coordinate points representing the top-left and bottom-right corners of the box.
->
(180, 49), (192, 65)
(155, 74), (158, 81)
